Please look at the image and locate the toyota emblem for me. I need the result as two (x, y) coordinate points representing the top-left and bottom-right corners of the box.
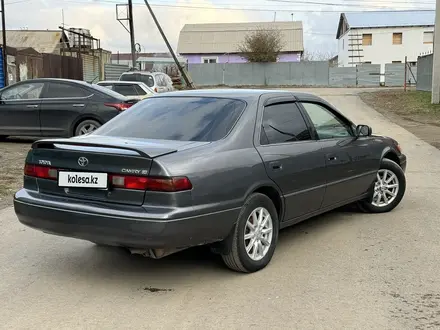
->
(78, 157), (89, 167)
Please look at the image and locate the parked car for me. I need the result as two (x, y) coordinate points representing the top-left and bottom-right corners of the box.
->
(14, 90), (407, 273)
(119, 71), (174, 93)
(0, 78), (138, 139)
(95, 80), (156, 100)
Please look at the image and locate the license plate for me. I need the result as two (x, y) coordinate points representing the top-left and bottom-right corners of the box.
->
(58, 171), (108, 189)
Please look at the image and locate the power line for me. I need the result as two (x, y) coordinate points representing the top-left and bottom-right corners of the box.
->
(267, 0), (435, 5)
(64, 0), (435, 12)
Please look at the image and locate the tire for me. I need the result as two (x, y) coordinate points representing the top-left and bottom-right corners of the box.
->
(74, 119), (101, 136)
(221, 193), (279, 273)
(358, 158), (406, 213)
(0, 135), (8, 141)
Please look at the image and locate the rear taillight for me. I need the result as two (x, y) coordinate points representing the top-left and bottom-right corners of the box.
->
(24, 163), (192, 192)
(104, 102), (132, 111)
(110, 175), (192, 192)
(24, 164), (57, 180)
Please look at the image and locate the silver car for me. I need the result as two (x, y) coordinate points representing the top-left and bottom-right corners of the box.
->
(95, 81), (156, 100)
(119, 71), (174, 93)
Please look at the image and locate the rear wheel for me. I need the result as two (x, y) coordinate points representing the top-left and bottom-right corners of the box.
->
(74, 119), (101, 136)
(221, 193), (279, 273)
(0, 135), (8, 141)
(358, 158), (406, 213)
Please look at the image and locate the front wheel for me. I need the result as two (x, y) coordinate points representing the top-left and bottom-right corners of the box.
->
(359, 158), (406, 213)
(221, 193), (279, 273)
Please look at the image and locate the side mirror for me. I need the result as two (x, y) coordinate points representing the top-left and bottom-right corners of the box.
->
(356, 124), (372, 137)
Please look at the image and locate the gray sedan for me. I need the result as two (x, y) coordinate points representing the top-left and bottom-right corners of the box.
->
(14, 89), (407, 273)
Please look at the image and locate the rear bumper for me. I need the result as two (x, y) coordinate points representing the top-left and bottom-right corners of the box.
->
(14, 189), (240, 250)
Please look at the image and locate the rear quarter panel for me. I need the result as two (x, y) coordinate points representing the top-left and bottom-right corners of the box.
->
(154, 97), (278, 216)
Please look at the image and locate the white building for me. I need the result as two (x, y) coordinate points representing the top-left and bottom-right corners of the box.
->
(336, 10), (435, 73)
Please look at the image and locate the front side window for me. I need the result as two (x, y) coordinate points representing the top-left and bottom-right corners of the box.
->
(261, 102), (311, 145)
(94, 97), (246, 142)
(45, 83), (88, 98)
(1, 82), (44, 100)
(301, 102), (352, 140)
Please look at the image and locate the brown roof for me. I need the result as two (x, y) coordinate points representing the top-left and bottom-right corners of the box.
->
(0, 30), (69, 53)
(177, 21), (304, 54)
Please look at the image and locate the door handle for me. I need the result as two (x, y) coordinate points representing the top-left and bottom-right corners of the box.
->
(72, 104), (85, 107)
(26, 104), (39, 108)
(269, 161), (282, 171)
(328, 155), (338, 161)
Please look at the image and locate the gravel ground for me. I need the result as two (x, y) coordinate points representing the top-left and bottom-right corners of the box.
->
(0, 138), (32, 209)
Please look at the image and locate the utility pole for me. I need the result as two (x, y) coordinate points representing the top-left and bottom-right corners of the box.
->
(143, 0), (194, 88)
(1, 0), (7, 87)
(432, 0), (440, 103)
(128, 0), (136, 68)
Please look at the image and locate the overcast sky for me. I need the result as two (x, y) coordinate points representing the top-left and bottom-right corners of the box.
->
(3, 0), (434, 55)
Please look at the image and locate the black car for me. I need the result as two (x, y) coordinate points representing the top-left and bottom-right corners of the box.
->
(14, 89), (407, 273)
(0, 78), (138, 138)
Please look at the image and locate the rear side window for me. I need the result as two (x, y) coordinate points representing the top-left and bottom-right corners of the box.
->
(45, 83), (89, 98)
(120, 73), (139, 82)
(113, 84), (137, 96)
(139, 74), (155, 87)
(133, 85), (147, 95)
(261, 102), (311, 145)
(94, 97), (246, 142)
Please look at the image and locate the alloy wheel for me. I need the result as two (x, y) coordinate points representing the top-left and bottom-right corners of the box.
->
(371, 169), (400, 207)
(78, 123), (98, 135)
(244, 207), (273, 261)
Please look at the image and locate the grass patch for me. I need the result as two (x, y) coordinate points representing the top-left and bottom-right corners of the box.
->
(360, 90), (440, 119)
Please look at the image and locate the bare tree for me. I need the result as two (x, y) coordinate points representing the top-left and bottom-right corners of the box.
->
(302, 50), (337, 62)
(238, 27), (284, 63)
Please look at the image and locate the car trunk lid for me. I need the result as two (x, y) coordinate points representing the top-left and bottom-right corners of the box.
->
(27, 136), (202, 206)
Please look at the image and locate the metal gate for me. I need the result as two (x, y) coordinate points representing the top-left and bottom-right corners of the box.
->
(82, 54), (100, 83)
(104, 63), (129, 80)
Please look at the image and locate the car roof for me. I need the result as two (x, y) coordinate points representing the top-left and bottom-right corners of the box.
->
(121, 71), (153, 75)
(12, 78), (92, 86)
(97, 80), (142, 84)
(157, 88), (324, 102)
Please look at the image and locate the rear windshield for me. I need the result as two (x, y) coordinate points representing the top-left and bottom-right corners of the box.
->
(93, 97), (246, 142)
(120, 73), (154, 87)
(92, 84), (126, 99)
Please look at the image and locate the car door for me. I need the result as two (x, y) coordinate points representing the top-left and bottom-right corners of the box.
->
(299, 101), (378, 208)
(255, 99), (326, 222)
(0, 81), (45, 136)
(39, 81), (92, 137)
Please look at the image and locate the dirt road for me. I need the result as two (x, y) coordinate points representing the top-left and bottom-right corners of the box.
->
(1, 88), (440, 329)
